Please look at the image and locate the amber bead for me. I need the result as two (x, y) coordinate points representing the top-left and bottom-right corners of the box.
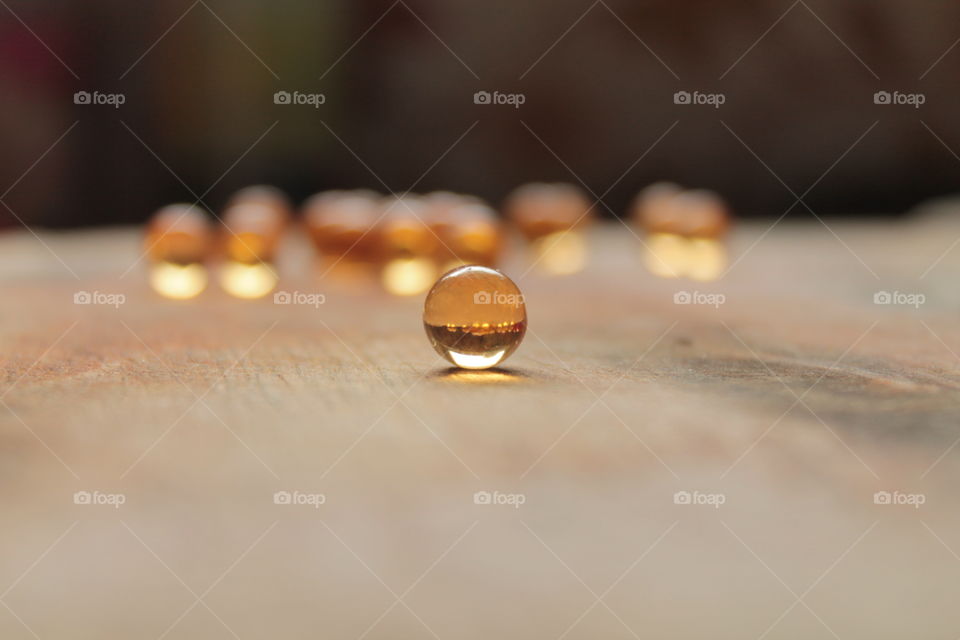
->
(378, 195), (438, 258)
(428, 200), (502, 268)
(375, 196), (440, 295)
(503, 182), (593, 240)
(225, 185), (293, 222)
(144, 204), (212, 299)
(640, 189), (731, 239)
(423, 265), (526, 369)
(631, 182), (682, 229)
(303, 190), (382, 264)
(445, 209), (503, 267)
(221, 202), (286, 265)
(145, 204), (211, 265)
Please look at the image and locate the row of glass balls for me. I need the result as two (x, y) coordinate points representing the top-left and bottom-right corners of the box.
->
(143, 182), (730, 369)
(143, 182), (731, 301)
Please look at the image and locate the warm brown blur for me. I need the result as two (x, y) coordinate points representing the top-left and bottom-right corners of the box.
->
(222, 203), (286, 264)
(503, 183), (593, 241)
(144, 204), (212, 265)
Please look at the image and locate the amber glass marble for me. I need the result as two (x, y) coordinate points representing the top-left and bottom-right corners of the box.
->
(446, 214), (502, 267)
(377, 196), (439, 295)
(218, 203), (284, 298)
(503, 182), (592, 240)
(378, 195), (437, 257)
(433, 202), (502, 269)
(423, 265), (526, 369)
(631, 181), (682, 229)
(226, 185), (292, 222)
(303, 190), (381, 263)
(640, 189), (730, 239)
(424, 192), (484, 265)
(222, 202), (286, 264)
(637, 186), (730, 281)
(423, 192), (482, 234)
(144, 204), (212, 299)
(145, 204), (211, 265)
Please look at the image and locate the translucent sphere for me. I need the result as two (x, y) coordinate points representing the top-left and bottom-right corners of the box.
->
(144, 204), (212, 299)
(423, 265), (526, 370)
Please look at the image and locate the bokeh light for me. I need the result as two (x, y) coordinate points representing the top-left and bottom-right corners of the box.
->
(219, 261), (279, 299)
(531, 230), (588, 275)
(382, 257), (437, 296)
(149, 261), (208, 300)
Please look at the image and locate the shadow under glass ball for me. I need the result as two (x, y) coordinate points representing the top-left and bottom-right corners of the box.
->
(423, 265), (527, 370)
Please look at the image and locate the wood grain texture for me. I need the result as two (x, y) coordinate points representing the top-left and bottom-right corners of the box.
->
(1, 219), (960, 639)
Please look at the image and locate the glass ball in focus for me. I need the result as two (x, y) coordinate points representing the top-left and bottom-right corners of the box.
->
(423, 265), (526, 370)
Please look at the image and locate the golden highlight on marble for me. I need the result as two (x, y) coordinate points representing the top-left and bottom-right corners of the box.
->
(423, 265), (526, 370)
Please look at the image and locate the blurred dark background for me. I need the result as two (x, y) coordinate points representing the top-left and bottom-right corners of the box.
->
(1, 0), (958, 228)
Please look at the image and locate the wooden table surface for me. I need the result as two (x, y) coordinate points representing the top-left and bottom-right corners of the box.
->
(2, 215), (960, 639)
